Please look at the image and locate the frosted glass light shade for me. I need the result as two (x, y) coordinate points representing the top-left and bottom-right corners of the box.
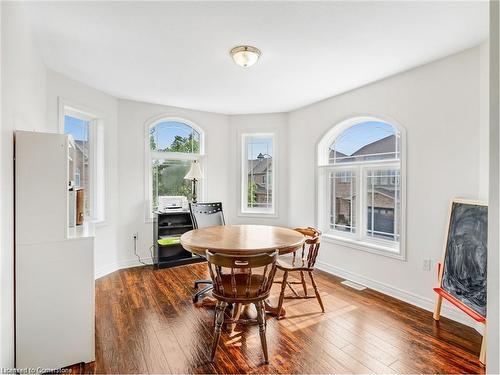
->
(230, 46), (261, 68)
(184, 160), (203, 180)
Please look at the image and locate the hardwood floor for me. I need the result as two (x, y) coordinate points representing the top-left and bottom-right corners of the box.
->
(86, 263), (485, 374)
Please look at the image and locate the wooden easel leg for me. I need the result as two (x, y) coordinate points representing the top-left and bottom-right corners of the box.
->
(479, 329), (487, 365)
(433, 294), (443, 321)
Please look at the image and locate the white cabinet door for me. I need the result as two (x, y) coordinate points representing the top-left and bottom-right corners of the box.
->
(15, 131), (68, 245)
(16, 238), (95, 369)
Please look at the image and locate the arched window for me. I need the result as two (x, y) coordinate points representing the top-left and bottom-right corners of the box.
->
(317, 117), (406, 258)
(145, 118), (204, 216)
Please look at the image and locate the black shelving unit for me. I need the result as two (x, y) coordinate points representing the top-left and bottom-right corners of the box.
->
(153, 211), (204, 269)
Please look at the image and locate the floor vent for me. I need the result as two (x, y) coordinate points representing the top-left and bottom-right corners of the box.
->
(341, 280), (367, 291)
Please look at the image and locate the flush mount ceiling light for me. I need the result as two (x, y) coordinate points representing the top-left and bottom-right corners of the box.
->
(230, 45), (261, 68)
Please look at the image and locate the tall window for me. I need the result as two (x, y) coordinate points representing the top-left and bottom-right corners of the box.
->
(62, 103), (105, 222)
(241, 134), (275, 215)
(147, 119), (203, 215)
(318, 118), (405, 258)
(65, 115), (91, 216)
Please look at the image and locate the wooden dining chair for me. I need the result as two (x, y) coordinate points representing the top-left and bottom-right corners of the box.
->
(206, 250), (278, 364)
(274, 227), (324, 318)
(189, 202), (225, 303)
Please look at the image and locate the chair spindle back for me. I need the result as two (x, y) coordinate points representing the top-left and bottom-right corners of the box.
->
(291, 227), (321, 269)
(206, 251), (278, 301)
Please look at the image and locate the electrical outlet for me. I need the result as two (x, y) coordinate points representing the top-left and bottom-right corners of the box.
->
(423, 259), (432, 271)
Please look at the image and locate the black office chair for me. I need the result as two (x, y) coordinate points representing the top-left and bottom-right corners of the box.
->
(189, 202), (225, 303)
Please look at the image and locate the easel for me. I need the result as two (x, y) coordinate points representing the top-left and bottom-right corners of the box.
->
(433, 262), (487, 365)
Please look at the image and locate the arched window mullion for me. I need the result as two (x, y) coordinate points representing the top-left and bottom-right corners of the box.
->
(317, 117), (406, 260)
(145, 118), (204, 219)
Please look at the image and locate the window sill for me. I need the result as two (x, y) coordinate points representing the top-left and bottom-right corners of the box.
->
(80, 218), (107, 228)
(93, 219), (108, 228)
(67, 222), (95, 239)
(238, 211), (278, 219)
(322, 233), (406, 261)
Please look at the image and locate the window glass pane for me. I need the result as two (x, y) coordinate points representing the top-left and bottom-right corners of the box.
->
(65, 115), (91, 217)
(246, 136), (273, 210)
(150, 121), (200, 153)
(151, 159), (192, 211)
(329, 121), (399, 164)
(366, 169), (400, 242)
(329, 171), (356, 233)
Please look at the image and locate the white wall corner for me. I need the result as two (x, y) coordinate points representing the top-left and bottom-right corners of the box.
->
(94, 258), (153, 280)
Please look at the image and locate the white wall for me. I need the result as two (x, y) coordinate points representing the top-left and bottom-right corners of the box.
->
(288, 45), (488, 327)
(227, 114), (289, 226)
(45, 70), (120, 279)
(113, 106), (290, 275)
(488, 0), (499, 370)
(480, 41), (490, 200)
(1, 9), (120, 363)
(1, 2), (47, 367)
(115, 100), (230, 275)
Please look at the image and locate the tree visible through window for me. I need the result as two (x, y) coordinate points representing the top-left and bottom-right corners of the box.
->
(148, 121), (202, 212)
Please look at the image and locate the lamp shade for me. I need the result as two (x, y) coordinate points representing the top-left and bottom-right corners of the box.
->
(184, 160), (203, 180)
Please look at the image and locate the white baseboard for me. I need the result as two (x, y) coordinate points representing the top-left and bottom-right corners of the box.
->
(316, 260), (484, 334)
(94, 263), (118, 279)
(95, 257), (153, 279)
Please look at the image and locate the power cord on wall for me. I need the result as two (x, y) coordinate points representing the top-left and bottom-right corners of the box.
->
(133, 233), (154, 266)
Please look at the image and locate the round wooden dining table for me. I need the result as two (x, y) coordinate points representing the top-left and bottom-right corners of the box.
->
(181, 224), (305, 256)
(180, 224), (305, 318)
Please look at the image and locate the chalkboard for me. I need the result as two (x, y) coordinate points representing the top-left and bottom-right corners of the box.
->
(441, 200), (488, 318)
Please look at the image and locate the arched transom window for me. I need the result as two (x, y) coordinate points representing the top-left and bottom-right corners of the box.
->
(318, 117), (405, 258)
(146, 119), (204, 216)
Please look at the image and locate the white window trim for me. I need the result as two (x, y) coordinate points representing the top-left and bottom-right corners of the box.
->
(58, 97), (107, 225)
(239, 133), (277, 217)
(143, 115), (205, 222)
(316, 115), (407, 260)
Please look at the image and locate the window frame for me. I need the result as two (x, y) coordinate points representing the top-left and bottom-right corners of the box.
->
(317, 116), (407, 260)
(58, 97), (106, 224)
(144, 115), (205, 222)
(240, 133), (276, 216)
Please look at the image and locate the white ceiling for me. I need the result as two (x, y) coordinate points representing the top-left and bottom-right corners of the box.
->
(26, 1), (488, 115)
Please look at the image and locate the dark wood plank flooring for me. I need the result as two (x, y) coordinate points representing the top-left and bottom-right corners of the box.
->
(85, 263), (485, 374)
